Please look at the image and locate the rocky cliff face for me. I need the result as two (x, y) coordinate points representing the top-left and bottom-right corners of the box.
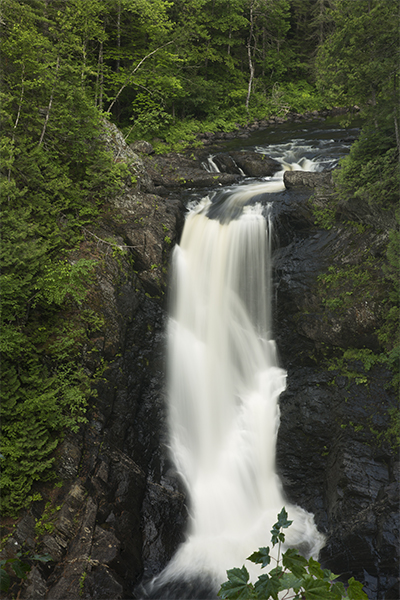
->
(3, 125), (398, 600)
(2, 123), (187, 600)
(273, 172), (398, 600)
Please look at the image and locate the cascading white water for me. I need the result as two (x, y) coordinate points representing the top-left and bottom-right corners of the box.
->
(159, 161), (325, 592)
(202, 155), (220, 173)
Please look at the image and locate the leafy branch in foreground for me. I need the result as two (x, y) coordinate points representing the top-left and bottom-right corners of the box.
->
(218, 508), (367, 600)
(0, 551), (52, 593)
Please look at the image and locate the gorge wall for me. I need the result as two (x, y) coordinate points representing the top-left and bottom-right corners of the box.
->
(3, 122), (398, 600)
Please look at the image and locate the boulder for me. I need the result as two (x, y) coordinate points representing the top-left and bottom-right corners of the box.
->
(143, 152), (240, 195)
(283, 170), (333, 189)
(211, 153), (242, 174)
(130, 140), (154, 155)
(229, 151), (281, 177)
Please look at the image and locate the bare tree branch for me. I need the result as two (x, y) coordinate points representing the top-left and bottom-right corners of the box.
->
(106, 41), (173, 114)
(7, 64), (25, 198)
(83, 227), (141, 250)
(38, 55), (60, 146)
(245, 1), (255, 113)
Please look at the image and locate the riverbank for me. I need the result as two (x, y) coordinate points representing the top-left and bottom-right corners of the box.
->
(132, 106), (362, 155)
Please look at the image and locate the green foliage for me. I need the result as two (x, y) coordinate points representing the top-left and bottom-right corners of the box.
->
(0, 553), (30, 593)
(379, 217), (400, 389)
(383, 406), (400, 449)
(277, 81), (324, 114)
(218, 508), (368, 600)
(309, 199), (336, 230)
(34, 501), (62, 536)
(326, 349), (385, 387)
(316, 239), (399, 390)
(316, 0), (399, 120)
(311, 114), (399, 390)
(334, 130), (399, 211)
(0, 0), (125, 516)
(130, 93), (174, 140)
(133, 114), (241, 153)
(79, 569), (87, 596)
(317, 261), (374, 311)
(0, 551), (51, 593)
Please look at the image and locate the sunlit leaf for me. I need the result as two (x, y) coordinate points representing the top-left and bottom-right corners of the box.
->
(218, 566), (255, 599)
(302, 575), (334, 600)
(346, 577), (368, 600)
(254, 572), (281, 600)
(280, 571), (302, 592)
(247, 546), (271, 568)
(331, 581), (347, 599)
(282, 548), (308, 578)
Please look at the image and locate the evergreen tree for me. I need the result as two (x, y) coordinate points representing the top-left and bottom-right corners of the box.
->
(0, 0), (124, 515)
(316, 0), (399, 132)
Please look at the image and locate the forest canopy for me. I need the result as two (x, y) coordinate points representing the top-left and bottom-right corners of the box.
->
(0, 0), (399, 515)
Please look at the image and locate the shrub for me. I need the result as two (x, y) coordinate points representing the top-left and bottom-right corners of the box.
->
(218, 508), (367, 600)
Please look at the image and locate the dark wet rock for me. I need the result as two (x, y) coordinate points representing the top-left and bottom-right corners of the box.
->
(22, 566), (47, 599)
(284, 170), (333, 189)
(319, 476), (400, 600)
(131, 140), (154, 155)
(336, 193), (396, 232)
(211, 151), (281, 177)
(283, 167), (395, 232)
(137, 575), (218, 600)
(142, 152), (240, 195)
(273, 184), (386, 352)
(211, 152), (242, 174)
(45, 497), (98, 599)
(38, 444), (148, 597)
(141, 481), (187, 580)
(57, 436), (83, 480)
(273, 172), (398, 599)
(84, 565), (124, 599)
(14, 515), (36, 549)
(229, 151), (281, 177)
(90, 526), (121, 566)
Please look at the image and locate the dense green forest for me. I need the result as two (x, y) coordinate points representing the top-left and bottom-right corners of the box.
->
(1, 0), (399, 516)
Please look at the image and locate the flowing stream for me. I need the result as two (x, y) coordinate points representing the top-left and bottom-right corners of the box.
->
(146, 121), (359, 597)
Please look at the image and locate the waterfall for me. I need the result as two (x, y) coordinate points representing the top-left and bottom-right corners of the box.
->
(202, 155), (220, 173)
(155, 180), (325, 595)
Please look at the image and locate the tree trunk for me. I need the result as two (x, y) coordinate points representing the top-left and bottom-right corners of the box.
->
(394, 116), (400, 154)
(81, 41), (87, 84)
(245, 0), (255, 113)
(98, 41), (104, 110)
(106, 42), (173, 114)
(38, 55), (60, 146)
(262, 26), (266, 77)
(117, 1), (121, 72)
(7, 65), (25, 198)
